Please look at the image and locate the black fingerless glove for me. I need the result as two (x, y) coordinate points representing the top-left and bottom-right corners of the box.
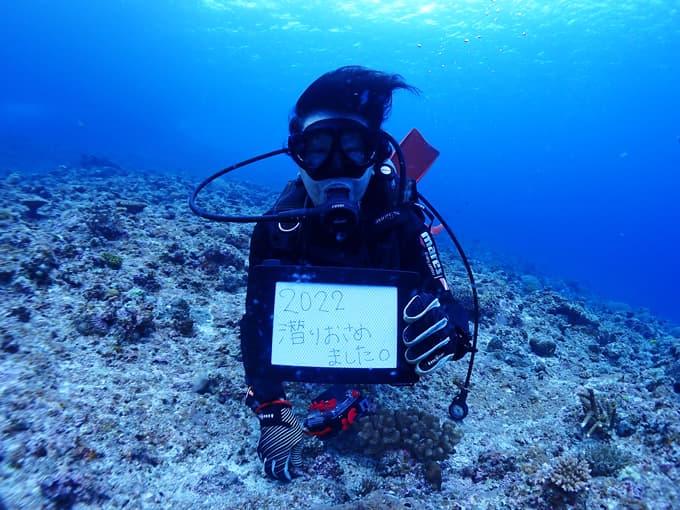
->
(253, 400), (304, 482)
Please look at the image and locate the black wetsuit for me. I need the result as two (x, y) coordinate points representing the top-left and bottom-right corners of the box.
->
(240, 176), (469, 403)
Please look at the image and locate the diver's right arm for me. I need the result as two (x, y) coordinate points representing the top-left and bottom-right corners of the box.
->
(240, 221), (304, 481)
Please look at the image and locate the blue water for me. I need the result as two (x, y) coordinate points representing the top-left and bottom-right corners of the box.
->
(2, 1), (678, 322)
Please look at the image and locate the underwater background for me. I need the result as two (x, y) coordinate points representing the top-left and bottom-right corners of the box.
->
(1, 0), (678, 322)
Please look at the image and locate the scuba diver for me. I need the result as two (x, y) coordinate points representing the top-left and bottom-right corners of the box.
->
(190, 66), (476, 482)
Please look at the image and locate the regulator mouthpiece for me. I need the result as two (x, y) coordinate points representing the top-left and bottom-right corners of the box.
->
(319, 188), (360, 241)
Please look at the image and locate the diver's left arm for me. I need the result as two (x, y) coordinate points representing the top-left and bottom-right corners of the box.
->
(399, 204), (472, 372)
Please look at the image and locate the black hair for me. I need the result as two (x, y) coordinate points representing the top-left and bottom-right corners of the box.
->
(289, 66), (419, 134)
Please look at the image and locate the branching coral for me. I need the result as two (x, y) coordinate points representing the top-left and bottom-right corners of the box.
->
(541, 455), (591, 493)
(577, 386), (617, 438)
(353, 407), (463, 462)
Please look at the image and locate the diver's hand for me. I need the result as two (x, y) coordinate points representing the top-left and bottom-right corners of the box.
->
(255, 401), (304, 482)
(402, 293), (469, 375)
(304, 386), (369, 439)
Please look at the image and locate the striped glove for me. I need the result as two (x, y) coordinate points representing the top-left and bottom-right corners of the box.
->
(255, 400), (304, 482)
(403, 293), (472, 375)
(402, 292), (455, 375)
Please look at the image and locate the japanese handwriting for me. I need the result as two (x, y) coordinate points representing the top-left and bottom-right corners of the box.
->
(271, 282), (398, 369)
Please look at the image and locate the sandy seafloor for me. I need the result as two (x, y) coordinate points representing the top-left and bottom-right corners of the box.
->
(1, 164), (679, 510)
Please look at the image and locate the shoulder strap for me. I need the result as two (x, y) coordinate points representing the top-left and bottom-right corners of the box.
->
(271, 178), (307, 212)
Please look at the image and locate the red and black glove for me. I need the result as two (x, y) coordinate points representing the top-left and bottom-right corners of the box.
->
(303, 386), (370, 439)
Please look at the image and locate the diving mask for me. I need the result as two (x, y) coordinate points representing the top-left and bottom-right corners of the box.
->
(288, 118), (389, 180)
